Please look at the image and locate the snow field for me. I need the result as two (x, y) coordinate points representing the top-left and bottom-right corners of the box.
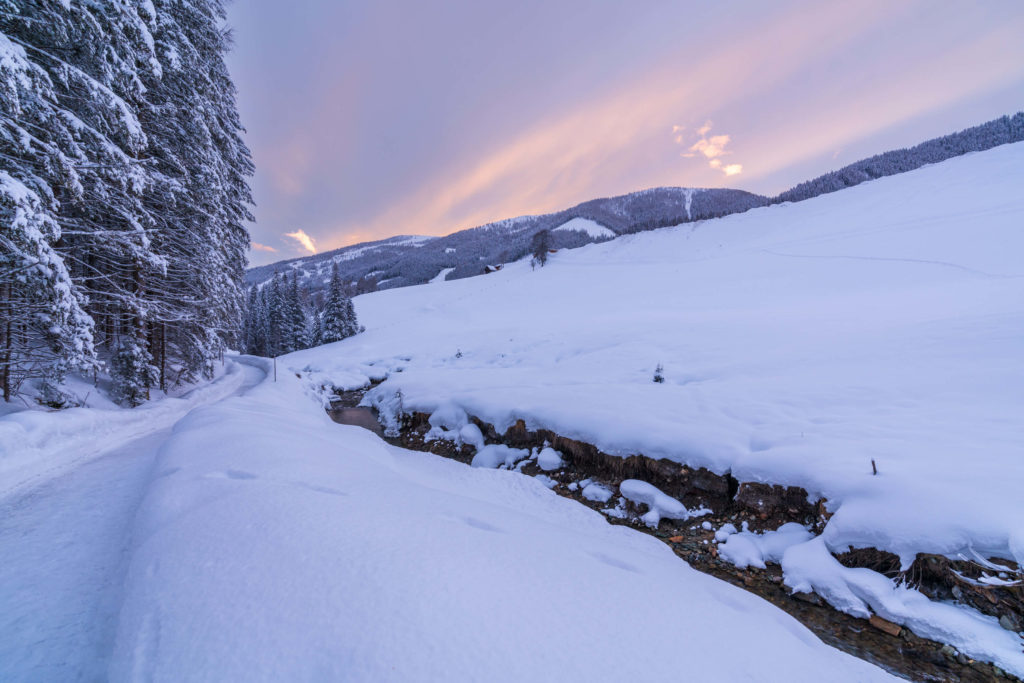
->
(287, 142), (1024, 674)
(109, 365), (897, 681)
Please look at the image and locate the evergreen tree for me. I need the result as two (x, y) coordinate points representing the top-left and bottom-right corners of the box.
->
(0, 0), (253, 404)
(265, 272), (286, 356)
(286, 271), (308, 352)
(0, 173), (95, 400)
(530, 229), (551, 267)
(321, 263), (360, 344)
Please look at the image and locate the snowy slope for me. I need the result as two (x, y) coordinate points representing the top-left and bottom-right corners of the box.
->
(552, 216), (615, 238)
(109, 364), (896, 681)
(245, 187), (765, 292)
(0, 360), (250, 499)
(287, 143), (1024, 671)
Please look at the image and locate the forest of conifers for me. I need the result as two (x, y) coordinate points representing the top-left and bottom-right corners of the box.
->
(0, 0), (252, 405)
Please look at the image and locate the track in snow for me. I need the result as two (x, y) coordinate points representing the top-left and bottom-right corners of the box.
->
(0, 362), (266, 681)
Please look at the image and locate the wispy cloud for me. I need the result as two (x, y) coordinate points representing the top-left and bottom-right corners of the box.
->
(296, 0), (922, 252)
(677, 122), (744, 176)
(251, 242), (278, 253)
(690, 133), (732, 159)
(284, 229), (317, 254)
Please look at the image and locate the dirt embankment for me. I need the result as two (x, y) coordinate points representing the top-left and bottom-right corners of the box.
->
(328, 391), (1022, 682)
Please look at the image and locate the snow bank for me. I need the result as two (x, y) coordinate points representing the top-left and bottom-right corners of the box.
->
(0, 358), (251, 499)
(620, 479), (711, 528)
(717, 522), (814, 569)
(782, 538), (1024, 675)
(110, 364), (896, 681)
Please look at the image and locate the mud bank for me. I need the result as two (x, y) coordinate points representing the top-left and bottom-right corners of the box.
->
(328, 391), (1021, 682)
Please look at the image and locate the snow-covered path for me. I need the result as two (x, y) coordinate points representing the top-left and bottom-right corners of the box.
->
(0, 362), (265, 682)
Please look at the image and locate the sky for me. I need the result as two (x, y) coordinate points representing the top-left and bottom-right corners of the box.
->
(225, 0), (1024, 265)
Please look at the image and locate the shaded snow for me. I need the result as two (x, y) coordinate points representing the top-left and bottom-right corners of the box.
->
(105, 366), (897, 681)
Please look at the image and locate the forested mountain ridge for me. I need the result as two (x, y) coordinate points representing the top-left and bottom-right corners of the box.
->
(246, 187), (767, 295)
(775, 113), (1024, 203)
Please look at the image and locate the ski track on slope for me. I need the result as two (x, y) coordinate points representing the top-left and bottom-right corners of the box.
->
(0, 361), (266, 681)
(759, 249), (1020, 279)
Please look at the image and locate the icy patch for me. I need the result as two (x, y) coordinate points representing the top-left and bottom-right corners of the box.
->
(619, 479), (711, 528)
(714, 523), (738, 542)
(582, 482), (613, 503)
(718, 523), (814, 569)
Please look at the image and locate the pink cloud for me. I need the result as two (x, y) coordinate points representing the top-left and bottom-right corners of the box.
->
(284, 229), (317, 254)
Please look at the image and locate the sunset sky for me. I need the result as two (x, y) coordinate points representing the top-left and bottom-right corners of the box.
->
(227, 0), (1024, 265)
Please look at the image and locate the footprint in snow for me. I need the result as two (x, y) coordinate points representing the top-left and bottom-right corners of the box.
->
(298, 483), (348, 497)
(204, 469), (258, 480)
(589, 551), (641, 574)
(462, 517), (505, 533)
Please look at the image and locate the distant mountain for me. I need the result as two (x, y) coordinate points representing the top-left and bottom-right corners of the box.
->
(248, 111), (1024, 297)
(245, 187), (767, 294)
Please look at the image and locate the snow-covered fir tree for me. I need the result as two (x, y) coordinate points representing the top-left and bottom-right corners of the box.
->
(320, 263), (361, 344)
(0, 0), (253, 406)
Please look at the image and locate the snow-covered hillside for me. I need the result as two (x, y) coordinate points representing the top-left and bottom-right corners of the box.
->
(102, 361), (896, 681)
(245, 187), (766, 293)
(289, 142), (1024, 674)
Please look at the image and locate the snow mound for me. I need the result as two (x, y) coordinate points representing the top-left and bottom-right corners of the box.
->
(582, 482), (613, 503)
(717, 522), (814, 569)
(620, 479), (711, 528)
(472, 444), (528, 469)
(536, 447), (564, 471)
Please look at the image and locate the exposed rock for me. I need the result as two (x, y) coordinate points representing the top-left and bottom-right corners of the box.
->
(868, 615), (902, 637)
